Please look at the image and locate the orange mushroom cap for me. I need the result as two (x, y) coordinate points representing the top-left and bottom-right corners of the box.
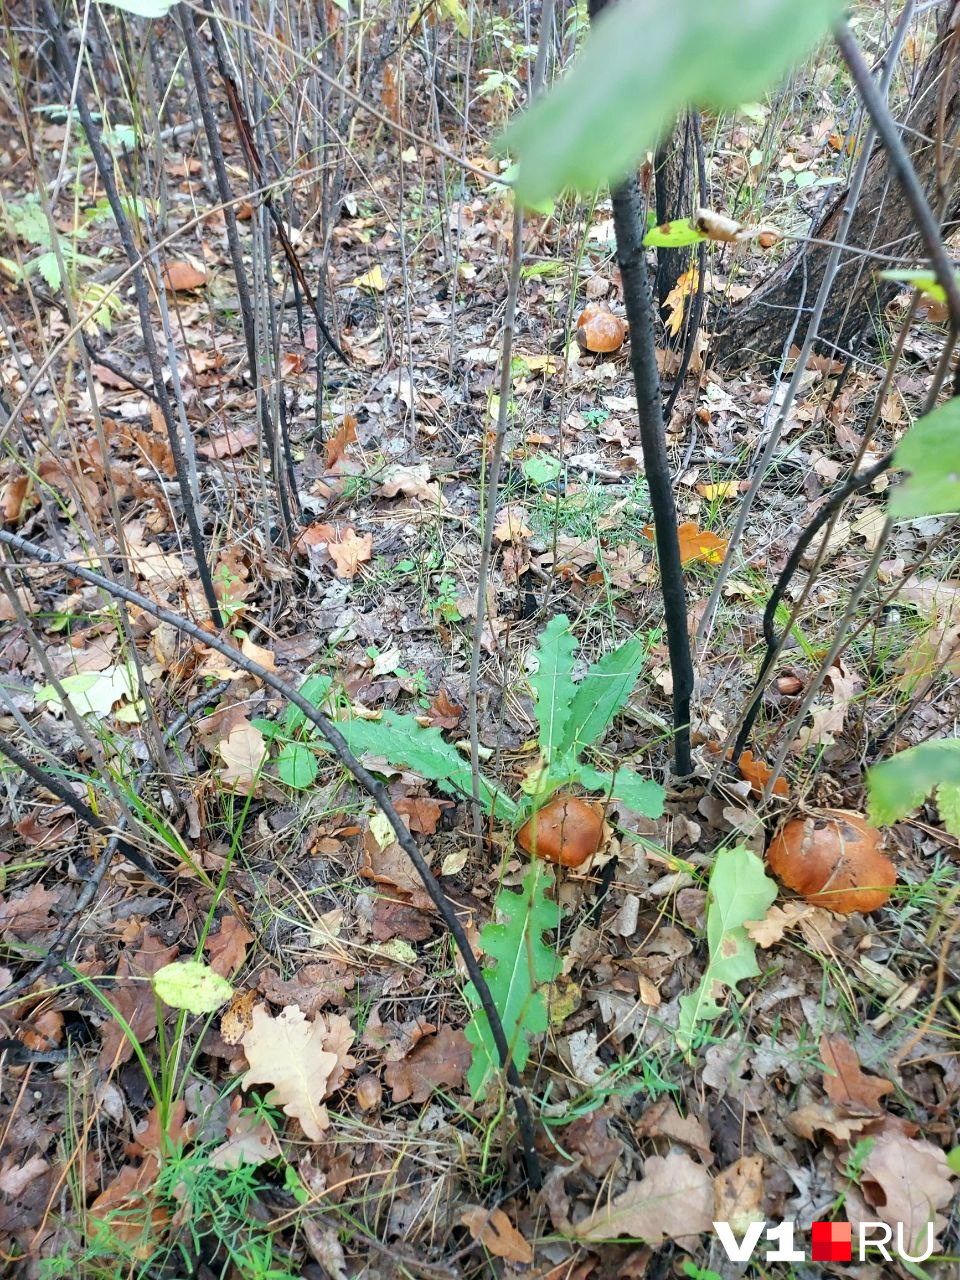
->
(516, 794), (605, 867)
(576, 303), (626, 354)
(767, 809), (895, 914)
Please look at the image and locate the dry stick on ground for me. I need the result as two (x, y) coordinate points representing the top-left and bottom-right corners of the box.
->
(467, 0), (555, 848)
(695, 7), (919, 650)
(0, 530), (543, 1191)
(0, 680), (231, 1008)
(180, 4), (297, 542)
(39, 0), (222, 628)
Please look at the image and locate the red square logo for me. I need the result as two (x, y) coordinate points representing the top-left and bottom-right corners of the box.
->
(812, 1221), (852, 1262)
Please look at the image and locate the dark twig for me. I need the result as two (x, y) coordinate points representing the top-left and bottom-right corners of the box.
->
(0, 529), (543, 1190)
(836, 20), (960, 340)
(0, 732), (166, 884)
(180, 4), (297, 541)
(40, 0), (223, 628)
(0, 681), (230, 1006)
(610, 175), (694, 775)
(218, 68), (349, 367)
(730, 453), (893, 761)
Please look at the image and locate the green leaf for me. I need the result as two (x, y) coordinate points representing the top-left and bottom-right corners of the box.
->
(947, 1147), (960, 1176)
(676, 847), (777, 1055)
(530, 614), (578, 761)
(522, 454), (563, 486)
(464, 862), (561, 1096)
(285, 674), (332, 735)
(575, 762), (665, 818)
(95, 0), (180, 15)
(251, 717), (285, 742)
(889, 398), (960, 518)
(867, 738), (960, 836)
(499, 0), (843, 208)
(564, 635), (646, 754)
(878, 268), (958, 304)
(33, 251), (62, 291)
(152, 960), (233, 1013)
(277, 741), (319, 790)
(643, 218), (707, 249)
(335, 709), (517, 822)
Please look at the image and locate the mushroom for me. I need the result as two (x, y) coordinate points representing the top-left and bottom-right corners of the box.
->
(576, 303), (626, 354)
(767, 809), (895, 914)
(516, 794), (605, 867)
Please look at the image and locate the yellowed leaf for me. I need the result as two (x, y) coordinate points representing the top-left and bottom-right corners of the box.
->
(327, 527), (373, 578)
(216, 720), (266, 793)
(458, 1207), (533, 1264)
(574, 1152), (713, 1248)
(352, 264), (385, 292)
(241, 1006), (356, 1141)
(240, 635), (276, 674)
(493, 505), (532, 544)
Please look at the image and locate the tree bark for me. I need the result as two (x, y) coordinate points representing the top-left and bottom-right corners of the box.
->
(713, 3), (960, 370)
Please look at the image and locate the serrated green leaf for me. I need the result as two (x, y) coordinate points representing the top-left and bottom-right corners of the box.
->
(575, 762), (664, 818)
(285, 674), (332, 735)
(277, 741), (319, 790)
(565, 636), (646, 754)
(644, 218), (707, 249)
(499, 0), (843, 208)
(152, 960), (233, 1013)
(33, 251), (62, 290)
(335, 710), (517, 822)
(464, 862), (561, 1096)
(889, 399), (960, 518)
(676, 846), (777, 1055)
(530, 614), (578, 761)
(867, 738), (960, 836)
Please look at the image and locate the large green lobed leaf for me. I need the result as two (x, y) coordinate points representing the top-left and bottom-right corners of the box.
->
(676, 846), (777, 1053)
(500, 0), (843, 209)
(868, 738), (960, 835)
(889, 398), (960, 518)
(530, 614), (579, 761)
(565, 636), (646, 755)
(464, 862), (561, 1096)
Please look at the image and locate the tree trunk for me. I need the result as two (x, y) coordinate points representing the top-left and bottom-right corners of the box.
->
(713, 3), (960, 370)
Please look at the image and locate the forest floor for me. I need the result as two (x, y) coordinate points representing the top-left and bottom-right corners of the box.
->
(0, 8), (958, 1279)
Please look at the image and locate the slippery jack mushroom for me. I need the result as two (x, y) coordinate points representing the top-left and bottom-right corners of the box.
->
(767, 809), (896, 914)
(575, 303), (626, 355)
(516, 794), (605, 868)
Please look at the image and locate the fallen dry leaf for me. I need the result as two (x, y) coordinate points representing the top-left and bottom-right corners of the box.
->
(493, 505), (532, 544)
(744, 901), (819, 947)
(419, 688), (464, 730)
(643, 521), (728, 567)
(327, 527), (373, 578)
(820, 1034), (893, 1115)
(384, 1026), (471, 1103)
(574, 1152), (713, 1248)
(197, 427), (258, 460)
(208, 1096), (282, 1169)
(325, 414), (357, 470)
(99, 930), (178, 1069)
(458, 1206), (533, 1264)
(737, 750), (790, 799)
(204, 916), (254, 977)
(241, 1005), (355, 1141)
(216, 720), (267, 793)
(853, 1130), (955, 1249)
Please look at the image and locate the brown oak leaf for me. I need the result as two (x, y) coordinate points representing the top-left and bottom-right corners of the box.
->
(384, 1025), (471, 1103)
(820, 1034), (893, 1115)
